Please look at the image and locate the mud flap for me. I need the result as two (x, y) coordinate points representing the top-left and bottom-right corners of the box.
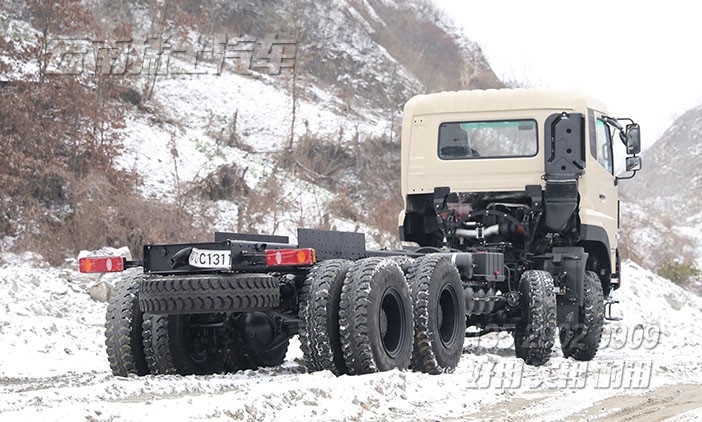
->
(544, 247), (588, 326)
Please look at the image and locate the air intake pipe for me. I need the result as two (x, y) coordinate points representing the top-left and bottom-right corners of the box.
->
(455, 223), (524, 240)
(455, 224), (500, 239)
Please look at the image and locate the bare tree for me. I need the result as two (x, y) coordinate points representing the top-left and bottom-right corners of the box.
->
(288, 46), (298, 150)
(142, 0), (199, 100)
(26, 0), (91, 84)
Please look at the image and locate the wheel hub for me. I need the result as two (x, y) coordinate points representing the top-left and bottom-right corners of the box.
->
(379, 287), (406, 359)
(438, 285), (459, 347)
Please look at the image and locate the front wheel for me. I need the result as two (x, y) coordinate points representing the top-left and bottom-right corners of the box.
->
(513, 270), (557, 366)
(560, 270), (605, 361)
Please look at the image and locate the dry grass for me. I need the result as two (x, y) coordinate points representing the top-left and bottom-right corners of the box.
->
(16, 174), (209, 264)
(279, 132), (403, 237)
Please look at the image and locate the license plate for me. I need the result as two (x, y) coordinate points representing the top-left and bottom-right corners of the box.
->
(188, 248), (231, 269)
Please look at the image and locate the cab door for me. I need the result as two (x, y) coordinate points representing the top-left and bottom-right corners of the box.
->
(591, 112), (619, 263)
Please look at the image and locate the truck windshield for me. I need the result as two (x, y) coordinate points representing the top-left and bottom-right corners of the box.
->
(438, 120), (538, 159)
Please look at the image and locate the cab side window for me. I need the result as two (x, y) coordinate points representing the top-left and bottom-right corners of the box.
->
(595, 119), (613, 174)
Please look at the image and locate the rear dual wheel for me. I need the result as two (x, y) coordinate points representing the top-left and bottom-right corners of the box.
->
(304, 256), (466, 375)
(138, 272), (288, 375)
(142, 313), (226, 375)
(339, 257), (414, 374)
(298, 259), (352, 375)
(105, 271), (149, 377)
(406, 255), (466, 374)
(106, 271), (228, 377)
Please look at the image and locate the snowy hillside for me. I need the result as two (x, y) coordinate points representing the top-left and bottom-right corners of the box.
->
(2, 255), (701, 421)
(0, 0), (503, 262)
(109, 0), (502, 247)
(621, 105), (702, 272)
(117, 61), (391, 244)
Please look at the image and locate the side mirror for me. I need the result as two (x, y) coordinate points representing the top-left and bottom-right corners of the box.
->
(626, 156), (642, 172)
(625, 124), (641, 155)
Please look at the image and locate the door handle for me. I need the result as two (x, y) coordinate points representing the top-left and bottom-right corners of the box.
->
(599, 194), (606, 201)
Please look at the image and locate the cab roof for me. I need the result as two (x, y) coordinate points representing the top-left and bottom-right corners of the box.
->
(404, 88), (608, 116)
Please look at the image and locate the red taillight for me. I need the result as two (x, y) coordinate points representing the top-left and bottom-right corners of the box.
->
(265, 248), (316, 267)
(79, 256), (125, 273)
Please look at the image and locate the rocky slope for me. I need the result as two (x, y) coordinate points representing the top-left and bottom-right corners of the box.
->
(0, 0), (502, 257)
(620, 106), (702, 283)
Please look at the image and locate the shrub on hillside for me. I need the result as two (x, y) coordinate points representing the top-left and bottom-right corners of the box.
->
(17, 174), (209, 265)
(279, 131), (403, 239)
(192, 164), (251, 201)
(279, 132), (355, 188)
(658, 261), (701, 286)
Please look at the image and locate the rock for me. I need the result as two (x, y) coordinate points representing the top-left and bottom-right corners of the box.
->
(664, 293), (684, 310)
(30, 303), (45, 316)
(87, 281), (114, 303)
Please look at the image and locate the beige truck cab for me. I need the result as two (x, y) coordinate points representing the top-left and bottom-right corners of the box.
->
(400, 89), (641, 293)
(398, 89), (641, 362)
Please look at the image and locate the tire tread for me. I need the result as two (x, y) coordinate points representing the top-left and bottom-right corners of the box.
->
(105, 271), (149, 376)
(299, 259), (352, 375)
(406, 254), (465, 374)
(561, 270), (605, 361)
(138, 274), (279, 314)
(514, 270), (557, 366)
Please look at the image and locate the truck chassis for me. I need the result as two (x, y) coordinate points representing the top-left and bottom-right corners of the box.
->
(83, 89), (641, 377)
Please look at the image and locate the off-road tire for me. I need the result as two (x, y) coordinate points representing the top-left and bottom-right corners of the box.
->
(339, 257), (414, 375)
(142, 314), (176, 375)
(390, 255), (415, 273)
(560, 270), (605, 361)
(513, 270), (557, 366)
(105, 271), (149, 377)
(139, 274), (279, 315)
(298, 259), (352, 375)
(406, 255), (466, 374)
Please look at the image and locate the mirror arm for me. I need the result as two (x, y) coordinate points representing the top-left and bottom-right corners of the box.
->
(603, 116), (624, 131)
(614, 117), (635, 125)
(603, 115), (628, 144)
(615, 170), (638, 182)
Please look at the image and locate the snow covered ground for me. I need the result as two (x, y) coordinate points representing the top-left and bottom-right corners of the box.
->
(1, 255), (701, 421)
